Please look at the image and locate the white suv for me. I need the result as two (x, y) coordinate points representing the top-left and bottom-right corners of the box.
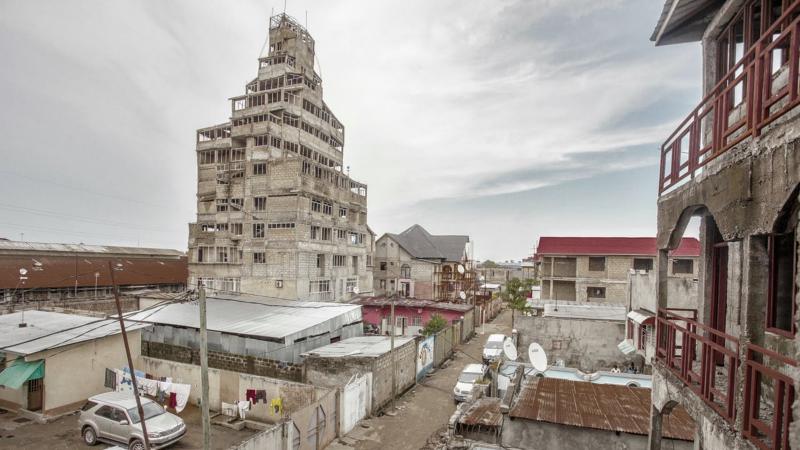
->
(453, 363), (488, 403)
(78, 392), (186, 450)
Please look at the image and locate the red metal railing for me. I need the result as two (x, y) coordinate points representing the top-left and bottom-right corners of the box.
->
(743, 344), (798, 450)
(659, 0), (800, 195)
(656, 308), (740, 424)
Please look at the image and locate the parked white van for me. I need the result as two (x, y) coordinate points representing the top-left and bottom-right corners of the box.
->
(482, 334), (507, 363)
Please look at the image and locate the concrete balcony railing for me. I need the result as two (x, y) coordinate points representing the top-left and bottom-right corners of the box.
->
(659, 1), (800, 195)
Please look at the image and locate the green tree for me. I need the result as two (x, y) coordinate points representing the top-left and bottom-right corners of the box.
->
(481, 260), (498, 268)
(501, 277), (535, 329)
(422, 314), (447, 336)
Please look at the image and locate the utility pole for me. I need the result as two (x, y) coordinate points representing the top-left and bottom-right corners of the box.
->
(199, 285), (211, 450)
(108, 262), (150, 450)
(389, 292), (396, 411)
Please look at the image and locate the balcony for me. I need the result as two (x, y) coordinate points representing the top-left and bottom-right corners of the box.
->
(659, 2), (800, 195)
(656, 308), (797, 450)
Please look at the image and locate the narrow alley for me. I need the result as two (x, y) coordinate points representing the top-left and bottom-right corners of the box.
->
(330, 309), (512, 450)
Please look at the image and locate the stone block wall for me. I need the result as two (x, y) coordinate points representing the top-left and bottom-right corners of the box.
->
(142, 341), (302, 382)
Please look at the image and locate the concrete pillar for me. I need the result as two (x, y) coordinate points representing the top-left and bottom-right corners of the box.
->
(656, 249), (669, 311)
(648, 405), (663, 450)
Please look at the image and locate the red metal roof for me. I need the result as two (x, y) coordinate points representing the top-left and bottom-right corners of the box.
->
(0, 255), (188, 290)
(509, 378), (695, 441)
(535, 237), (700, 258)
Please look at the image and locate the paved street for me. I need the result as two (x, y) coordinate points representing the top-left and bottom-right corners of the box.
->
(332, 308), (512, 450)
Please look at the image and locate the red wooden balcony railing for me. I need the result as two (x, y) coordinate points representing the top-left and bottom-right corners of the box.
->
(743, 344), (798, 450)
(656, 308), (740, 424)
(659, 0), (800, 195)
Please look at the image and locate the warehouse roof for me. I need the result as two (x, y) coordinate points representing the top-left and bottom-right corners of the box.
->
(510, 377), (695, 441)
(0, 310), (150, 356)
(535, 237), (700, 258)
(0, 240), (184, 257)
(301, 336), (414, 358)
(124, 294), (362, 343)
(0, 254), (188, 290)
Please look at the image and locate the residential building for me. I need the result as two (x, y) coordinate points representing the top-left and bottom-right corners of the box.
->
(353, 296), (475, 336)
(503, 378), (695, 449)
(476, 260), (525, 285)
(0, 311), (149, 417)
(536, 237), (700, 305)
(0, 240), (186, 303)
(127, 293), (363, 374)
(187, 13), (370, 302)
(373, 224), (474, 301)
(648, 1), (800, 449)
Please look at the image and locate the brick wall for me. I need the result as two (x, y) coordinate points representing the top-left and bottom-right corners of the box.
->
(142, 341), (302, 382)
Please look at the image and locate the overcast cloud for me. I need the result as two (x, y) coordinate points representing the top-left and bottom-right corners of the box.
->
(0, 0), (701, 260)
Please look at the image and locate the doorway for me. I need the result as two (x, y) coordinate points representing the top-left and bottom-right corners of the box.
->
(27, 378), (43, 411)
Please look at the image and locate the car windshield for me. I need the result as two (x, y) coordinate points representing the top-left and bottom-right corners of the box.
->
(127, 402), (165, 424)
(458, 372), (481, 383)
(485, 341), (504, 349)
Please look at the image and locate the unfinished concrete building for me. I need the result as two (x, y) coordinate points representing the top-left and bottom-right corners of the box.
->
(649, 1), (800, 449)
(188, 14), (372, 302)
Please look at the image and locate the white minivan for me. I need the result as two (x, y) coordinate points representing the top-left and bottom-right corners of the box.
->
(453, 363), (487, 403)
(482, 334), (506, 363)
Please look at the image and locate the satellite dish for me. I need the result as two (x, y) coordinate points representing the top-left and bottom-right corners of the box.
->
(459, 291), (467, 300)
(457, 264), (465, 275)
(352, 287), (360, 294)
(18, 268), (28, 276)
(528, 343), (548, 372)
(502, 338), (518, 361)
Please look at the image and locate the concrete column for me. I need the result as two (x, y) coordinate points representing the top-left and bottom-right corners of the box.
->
(656, 249), (669, 311)
(648, 405), (663, 450)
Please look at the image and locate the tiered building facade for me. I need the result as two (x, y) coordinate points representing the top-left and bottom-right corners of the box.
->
(188, 14), (372, 302)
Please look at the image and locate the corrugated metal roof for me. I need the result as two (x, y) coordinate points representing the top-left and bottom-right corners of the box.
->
(0, 240), (185, 257)
(124, 294), (362, 343)
(352, 296), (474, 313)
(651, 0), (723, 45)
(0, 254), (188, 289)
(0, 310), (151, 356)
(627, 309), (655, 325)
(301, 336), (414, 358)
(535, 237), (700, 258)
(459, 397), (503, 427)
(509, 378), (695, 441)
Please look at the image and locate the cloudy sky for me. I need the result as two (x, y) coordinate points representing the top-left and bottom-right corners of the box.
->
(0, 0), (701, 261)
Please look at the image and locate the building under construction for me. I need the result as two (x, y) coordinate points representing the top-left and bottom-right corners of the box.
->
(188, 14), (372, 302)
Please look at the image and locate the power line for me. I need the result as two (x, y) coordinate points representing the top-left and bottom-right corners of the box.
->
(0, 202), (183, 234)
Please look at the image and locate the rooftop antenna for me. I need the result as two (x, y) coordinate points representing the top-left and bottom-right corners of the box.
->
(283, 0), (287, 14)
(305, 10), (308, 29)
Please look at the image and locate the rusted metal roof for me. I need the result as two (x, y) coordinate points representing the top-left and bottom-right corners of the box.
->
(0, 255), (188, 289)
(459, 397), (503, 428)
(535, 237), (700, 258)
(509, 378), (695, 441)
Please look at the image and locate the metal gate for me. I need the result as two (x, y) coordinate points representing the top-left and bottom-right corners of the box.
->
(340, 372), (371, 435)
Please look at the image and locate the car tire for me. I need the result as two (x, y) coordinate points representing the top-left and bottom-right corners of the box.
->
(129, 439), (145, 450)
(82, 426), (98, 446)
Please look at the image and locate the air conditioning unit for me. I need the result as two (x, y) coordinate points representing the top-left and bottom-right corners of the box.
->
(275, 280), (283, 288)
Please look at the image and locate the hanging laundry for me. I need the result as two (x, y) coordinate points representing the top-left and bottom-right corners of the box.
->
(221, 402), (238, 417)
(168, 392), (177, 409)
(270, 398), (283, 416)
(171, 383), (191, 413)
(137, 377), (159, 396)
(254, 390), (267, 404)
(116, 370), (134, 393)
(245, 389), (257, 405)
(237, 400), (250, 420)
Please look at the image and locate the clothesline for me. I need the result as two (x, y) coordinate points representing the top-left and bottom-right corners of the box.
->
(114, 368), (191, 413)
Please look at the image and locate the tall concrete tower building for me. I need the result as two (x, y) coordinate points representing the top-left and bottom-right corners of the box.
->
(188, 14), (372, 302)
